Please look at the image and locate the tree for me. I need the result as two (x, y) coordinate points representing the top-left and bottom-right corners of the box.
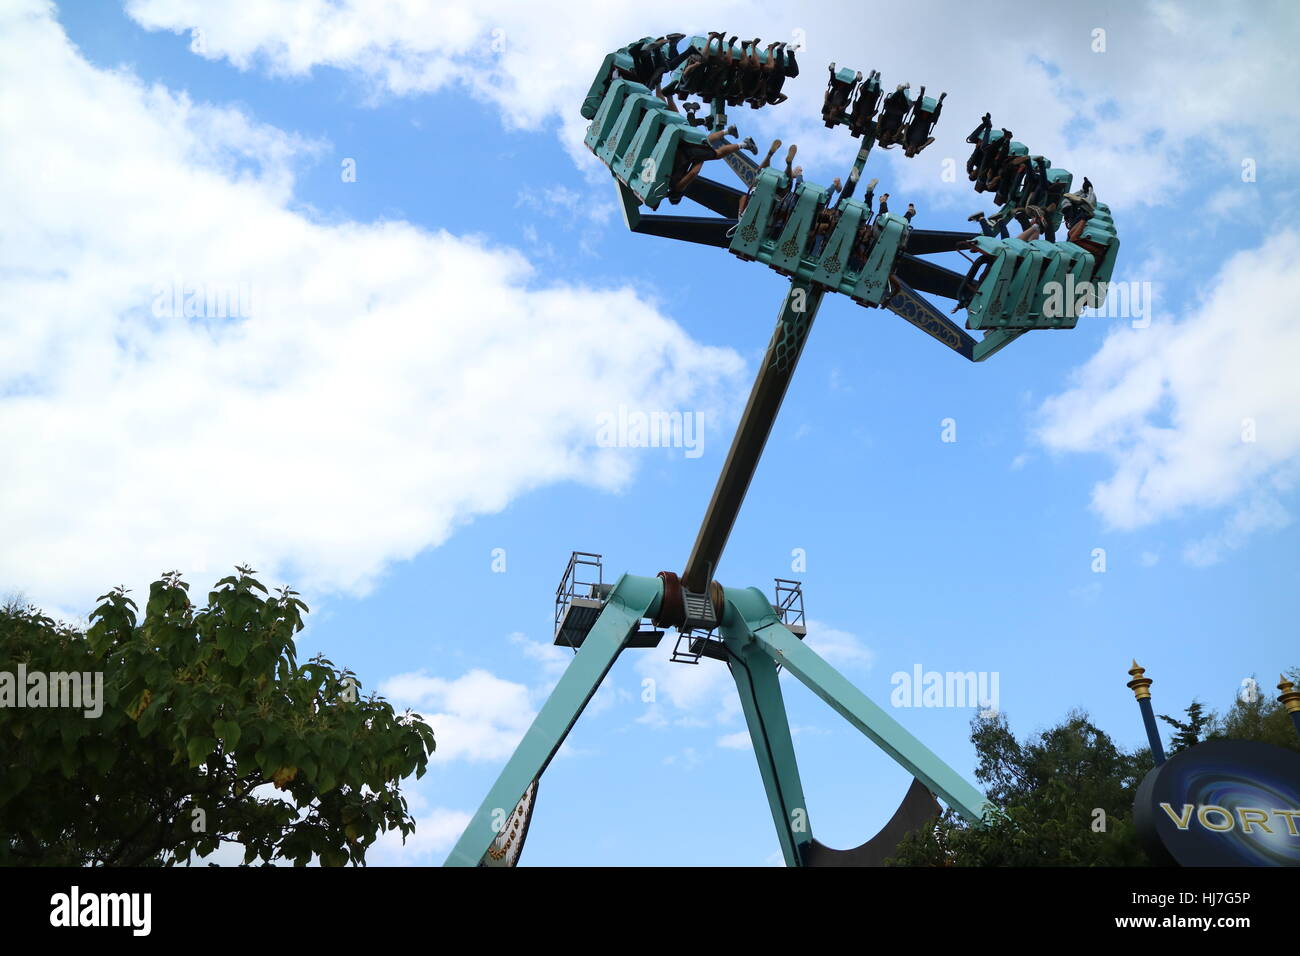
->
(1209, 672), (1300, 754)
(1158, 700), (1211, 754)
(0, 567), (435, 866)
(888, 710), (1153, 866)
(889, 669), (1300, 866)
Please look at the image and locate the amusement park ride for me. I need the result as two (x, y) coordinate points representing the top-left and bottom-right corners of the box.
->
(445, 33), (1120, 867)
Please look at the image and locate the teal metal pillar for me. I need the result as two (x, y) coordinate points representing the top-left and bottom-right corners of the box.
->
(721, 626), (813, 866)
(721, 585), (992, 825)
(444, 573), (663, 866)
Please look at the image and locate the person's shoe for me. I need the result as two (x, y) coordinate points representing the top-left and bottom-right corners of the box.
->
(726, 124), (738, 138)
(786, 144), (798, 164)
(742, 136), (758, 154)
(967, 211), (986, 222)
(866, 177), (878, 191)
(769, 139), (782, 152)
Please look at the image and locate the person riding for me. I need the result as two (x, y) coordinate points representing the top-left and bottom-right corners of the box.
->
(902, 87), (946, 157)
(876, 83), (912, 147)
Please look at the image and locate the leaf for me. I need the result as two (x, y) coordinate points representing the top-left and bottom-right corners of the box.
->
(127, 688), (153, 720)
(215, 719), (242, 751)
(187, 735), (216, 767)
(225, 636), (249, 667)
(271, 766), (298, 789)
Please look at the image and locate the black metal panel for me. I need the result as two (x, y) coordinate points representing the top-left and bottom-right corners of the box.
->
(800, 777), (941, 867)
(685, 174), (747, 218)
(905, 228), (979, 255)
(895, 254), (967, 299)
(632, 213), (736, 248)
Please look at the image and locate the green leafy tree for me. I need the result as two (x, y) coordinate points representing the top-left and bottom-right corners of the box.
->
(888, 710), (1153, 866)
(0, 567), (435, 866)
(1158, 700), (1211, 754)
(890, 668), (1300, 866)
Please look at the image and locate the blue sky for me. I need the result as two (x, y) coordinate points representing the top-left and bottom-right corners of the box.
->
(3, 0), (1299, 864)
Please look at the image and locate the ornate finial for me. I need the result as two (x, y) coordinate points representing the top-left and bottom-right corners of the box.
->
(1127, 659), (1153, 700)
(1278, 674), (1300, 715)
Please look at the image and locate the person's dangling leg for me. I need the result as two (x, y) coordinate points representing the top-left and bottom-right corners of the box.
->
(674, 160), (707, 195)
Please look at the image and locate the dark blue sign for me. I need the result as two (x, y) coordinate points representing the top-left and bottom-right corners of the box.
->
(1135, 739), (1300, 866)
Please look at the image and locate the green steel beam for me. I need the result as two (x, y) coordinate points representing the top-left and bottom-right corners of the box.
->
(444, 573), (663, 866)
(721, 585), (992, 824)
(720, 624), (813, 866)
(972, 328), (1029, 362)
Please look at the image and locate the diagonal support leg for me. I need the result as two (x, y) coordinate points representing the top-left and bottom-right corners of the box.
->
(721, 630), (813, 866)
(444, 573), (662, 866)
(722, 586), (992, 824)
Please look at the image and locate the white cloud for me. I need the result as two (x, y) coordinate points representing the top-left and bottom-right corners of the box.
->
(379, 668), (535, 763)
(636, 648), (736, 721)
(0, 2), (744, 609)
(804, 620), (874, 669)
(370, 803), (472, 865)
(662, 745), (702, 767)
(1183, 493), (1294, 567)
(508, 631), (571, 680)
(123, 0), (1300, 210)
(1036, 230), (1300, 553)
(717, 730), (749, 750)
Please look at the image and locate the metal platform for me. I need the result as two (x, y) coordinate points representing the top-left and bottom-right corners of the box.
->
(774, 578), (807, 638)
(555, 551), (663, 650)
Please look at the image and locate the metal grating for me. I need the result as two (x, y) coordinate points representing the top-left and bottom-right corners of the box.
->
(773, 577), (807, 638)
(554, 551), (604, 650)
